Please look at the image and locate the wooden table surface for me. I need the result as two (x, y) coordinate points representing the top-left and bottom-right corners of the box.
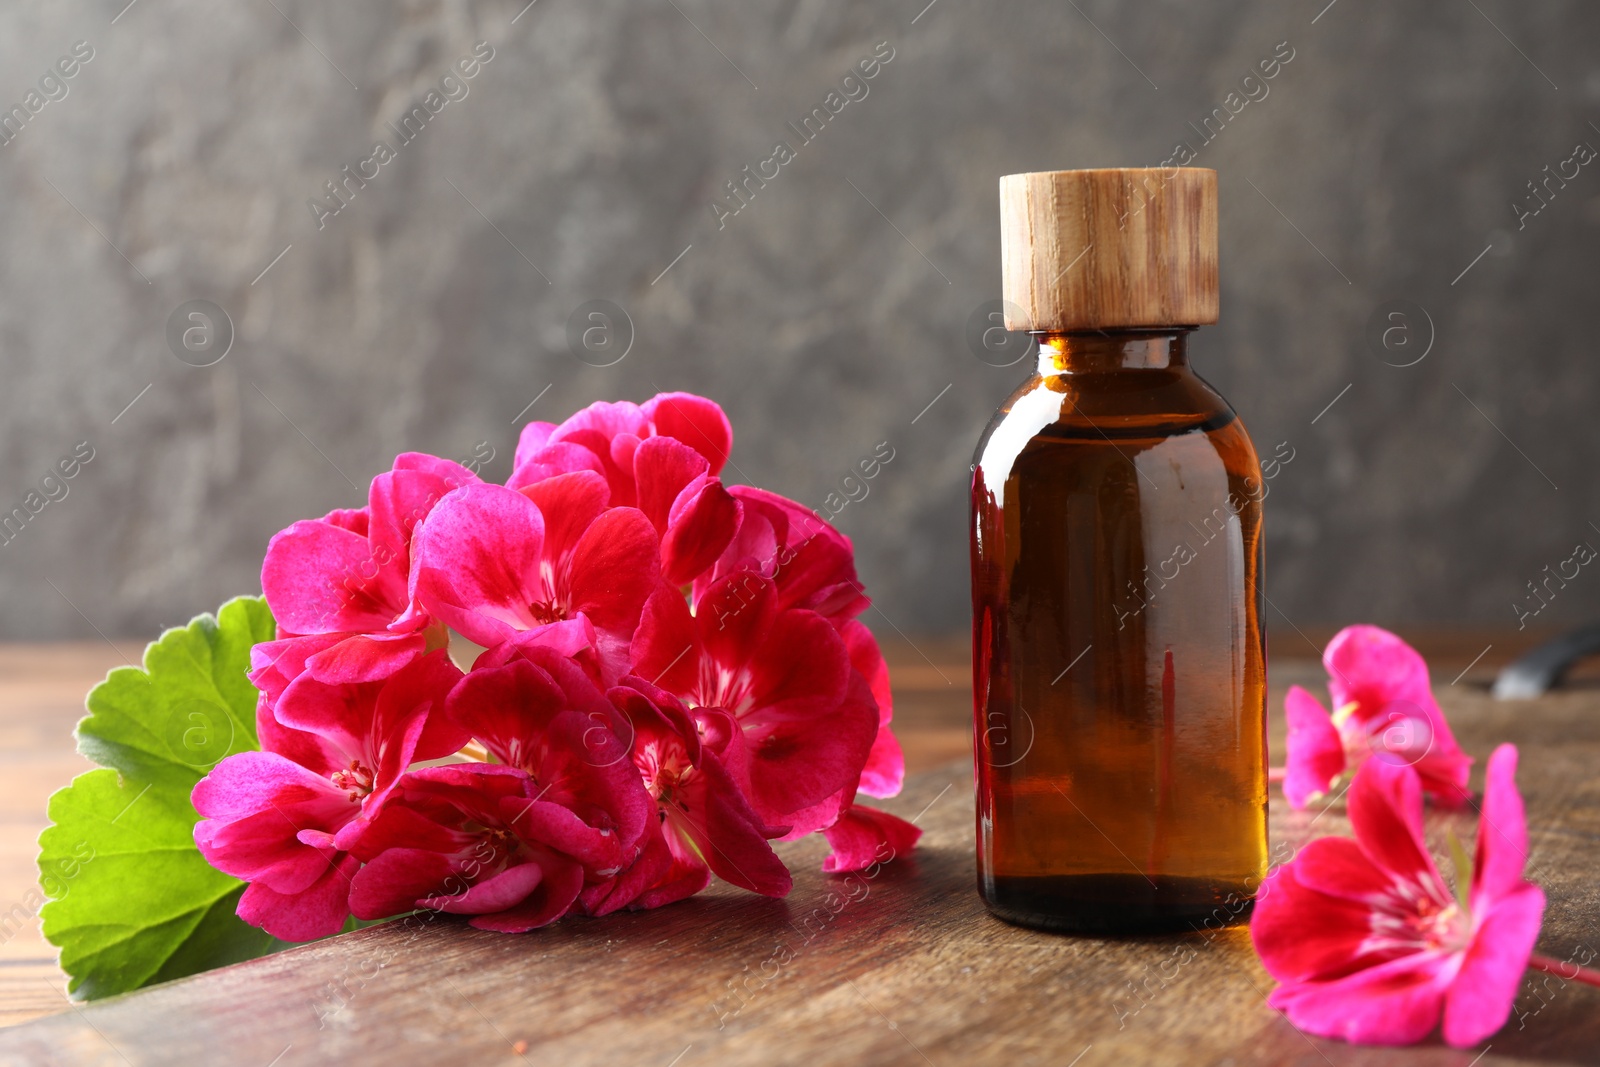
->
(2, 632), (1598, 1065)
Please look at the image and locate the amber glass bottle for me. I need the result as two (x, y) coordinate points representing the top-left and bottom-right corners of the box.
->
(971, 169), (1267, 934)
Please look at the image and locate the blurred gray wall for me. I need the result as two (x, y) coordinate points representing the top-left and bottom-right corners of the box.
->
(2, 0), (1598, 640)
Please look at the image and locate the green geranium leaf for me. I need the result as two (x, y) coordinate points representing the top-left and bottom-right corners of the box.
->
(76, 595), (274, 782)
(38, 596), (287, 1000)
(38, 769), (282, 999)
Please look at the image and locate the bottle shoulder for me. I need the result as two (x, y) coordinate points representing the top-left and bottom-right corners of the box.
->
(972, 368), (1259, 484)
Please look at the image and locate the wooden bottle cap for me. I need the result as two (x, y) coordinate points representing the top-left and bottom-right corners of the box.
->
(999, 168), (1218, 330)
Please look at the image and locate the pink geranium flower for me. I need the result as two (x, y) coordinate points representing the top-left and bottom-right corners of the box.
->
(694, 492), (911, 869)
(1251, 744), (1545, 1047)
(599, 678), (792, 907)
(629, 436), (742, 587)
(508, 400), (645, 499)
(630, 571), (880, 837)
(1284, 625), (1472, 809)
(840, 618), (904, 800)
(257, 453), (479, 691)
(347, 764), (590, 932)
(192, 650), (465, 940)
(510, 400), (741, 588)
(444, 642), (654, 876)
(697, 486), (870, 625)
(508, 393), (734, 509)
(816, 621), (920, 872)
(408, 476), (660, 682)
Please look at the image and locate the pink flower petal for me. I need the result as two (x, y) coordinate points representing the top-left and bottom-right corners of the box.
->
(192, 751), (354, 893)
(420, 860), (546, 915)
(635, 579), (878, 830)
(669, 748), (792, 897)
(1283, 685), (1345, 809)
(275, 650), (463, 778)
(409, 483), (547, 646)
(321, 507), (368, 536)
(1361, 697), (1473, 808)
(237, 852), (358, 942)
(643, 392), (733, 475)
(1473, 744), (1533, 905)
(271, 678), (380, 764)
(576, 825), (674, 917)
(1266, 952), (1453, 1045)
(660, 478), (741, 587)
(262, 519), (400, 635)
(347, 763), (602, 930)
(502, 793), (623, 872)
(1347, 758), (1448, 894)
(545, 401), (651, 504)
(842, 620), (903, 799)
(512, 421), (558, 469)
(473, 619), (605, 687)
(516, 471), (611, 569)
(721, 487), (869, 623)
(626, 431), (741, 585)
(632, 436), (709, 533)
(348, 847), (456, 920)
(189, 754), (339, 836)
(1324, 625), (1434, 725)
(249, 632), (344, 709)
(489, 704), (652, 869)
(699, 572), (778, 669)
(630, 586), (699, 695)
(709, 502), (778, 588)
(1443, 883), (1545, 1047)
(447, 658), (568, 762)
(857, 728), (906, 801)
(255, 700), (343, 778)
(821, 804), (921, 873)
(1289, 835), (1397, 904)
(1413, 741), (1474, 809)
(555, 400), (651, 444)
(774, 784), (853, 841)
(565, 506), (660, 634)
(383, 651), (468, 760)
(1251, 845), (1399, 981)
(741, 614), (877, 823)
(302, 631), (429, 687)
(744, 606), (850, 719)
(631, 827), (714, 910)
(506, 441), (605, 491)
(841, 620), (893, 724)
(391, 451), (480, 480)
(609, 680), (790, 897)
(463, 858), (585, 932)
(368, 455), (479, 591)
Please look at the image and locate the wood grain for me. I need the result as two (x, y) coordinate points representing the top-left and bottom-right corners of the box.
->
(0, 644), (118, 1030)
(999, 168), (1219, 331)
(3, 636), (1599, 1066)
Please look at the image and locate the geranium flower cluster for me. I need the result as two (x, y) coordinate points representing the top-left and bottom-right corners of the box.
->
(191, 392), (918, 941)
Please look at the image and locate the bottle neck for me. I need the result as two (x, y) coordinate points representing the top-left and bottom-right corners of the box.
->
(1032, 328), (1193, 375)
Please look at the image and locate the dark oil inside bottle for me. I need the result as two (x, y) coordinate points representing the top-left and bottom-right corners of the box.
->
(970, 329), (1267, 935)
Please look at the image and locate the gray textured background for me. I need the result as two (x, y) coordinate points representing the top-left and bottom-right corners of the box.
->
(1, 0), (1597, 640)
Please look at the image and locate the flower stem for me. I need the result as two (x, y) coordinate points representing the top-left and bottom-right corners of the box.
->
(1528, 953), (1600, 989)
(1267, 766), (1286, 783)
